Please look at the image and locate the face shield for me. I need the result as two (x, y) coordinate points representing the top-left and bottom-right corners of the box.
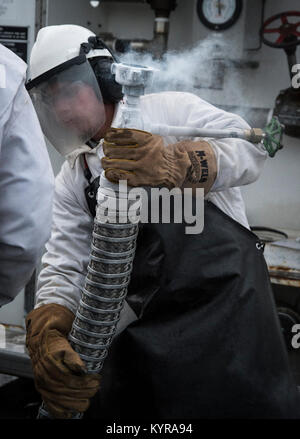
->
(27, 57), (106, 157)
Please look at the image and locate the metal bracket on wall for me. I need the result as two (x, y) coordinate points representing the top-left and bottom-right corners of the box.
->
(0, 348), (33, 379)
(24, 270), (36, 314)
(193, 58), (260, 91)
(35, 0), (48, 37)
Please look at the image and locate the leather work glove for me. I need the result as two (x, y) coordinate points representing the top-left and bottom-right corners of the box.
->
(102, 128), (217, 194)
(25, 303), (101, 419)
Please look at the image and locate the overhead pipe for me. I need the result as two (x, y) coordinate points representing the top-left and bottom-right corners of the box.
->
(100, 0), (177, 58)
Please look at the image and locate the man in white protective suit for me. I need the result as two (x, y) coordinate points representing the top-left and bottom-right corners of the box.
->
(25, 25), (300, 419)
(0, 44), (54, 308)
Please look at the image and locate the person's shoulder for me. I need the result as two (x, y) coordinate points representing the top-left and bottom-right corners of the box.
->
(0, 43), (27, 79)
(141, 90), (208, 107)
(142, 90), (197, 100)
(0, 44), (27, 120)
(140, 91), (212, 125)
(57, 153), (91, 197)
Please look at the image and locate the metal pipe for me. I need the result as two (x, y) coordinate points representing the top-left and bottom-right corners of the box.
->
(151, 17), (170, 58)
(146, 123), (266, 143)
(100, 0), (177, 58)
(146, 119), (284, 158)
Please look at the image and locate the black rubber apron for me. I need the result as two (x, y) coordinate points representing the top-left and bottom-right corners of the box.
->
(83, 163), (300, 419)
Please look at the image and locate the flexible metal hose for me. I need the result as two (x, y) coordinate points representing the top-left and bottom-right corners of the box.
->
(68, 221), (138, 373)
(38, 178), (140, 419)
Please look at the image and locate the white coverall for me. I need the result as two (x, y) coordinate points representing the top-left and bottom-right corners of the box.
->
(35, 91), (268, 329)
(0, 44), (54, 307)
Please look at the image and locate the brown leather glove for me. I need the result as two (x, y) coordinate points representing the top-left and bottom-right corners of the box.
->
(25, 303), (101, 419)
(102, 128), (217, 193)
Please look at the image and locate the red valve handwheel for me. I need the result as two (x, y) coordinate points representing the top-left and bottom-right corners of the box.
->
(261, 11), (300, 49)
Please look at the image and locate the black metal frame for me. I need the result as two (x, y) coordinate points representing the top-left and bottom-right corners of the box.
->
(0, 349), (33, 379)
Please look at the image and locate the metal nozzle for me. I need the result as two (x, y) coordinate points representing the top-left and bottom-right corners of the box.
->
(244, 128), (265, 143)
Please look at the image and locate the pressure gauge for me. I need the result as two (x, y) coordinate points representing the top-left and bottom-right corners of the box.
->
(197, 0), (243, 31)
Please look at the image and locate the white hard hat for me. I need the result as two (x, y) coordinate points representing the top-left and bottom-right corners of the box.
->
(29, 24), (111, 82)
(26, 25), (113, 157)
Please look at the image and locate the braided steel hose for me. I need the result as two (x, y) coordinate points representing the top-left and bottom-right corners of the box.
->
(38, 178), (140, 419)
(68, 180), (139, 373)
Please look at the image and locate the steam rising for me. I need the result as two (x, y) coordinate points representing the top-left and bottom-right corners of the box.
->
(119, 33), (233, 95)
(118, 34), (264, 127)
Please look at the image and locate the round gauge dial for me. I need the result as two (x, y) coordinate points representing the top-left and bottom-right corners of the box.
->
(197, 0), (243, 31)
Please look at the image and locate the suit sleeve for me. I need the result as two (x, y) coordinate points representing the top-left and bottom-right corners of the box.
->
(168, 93), (268, 192)
(35, 163), (93, 314)
(0, 84), (54, 306)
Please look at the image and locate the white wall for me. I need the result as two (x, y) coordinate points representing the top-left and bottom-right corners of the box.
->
(241, 134), (300, 231)
(47, 0), (108, 34)
(0, 0), (36, 60)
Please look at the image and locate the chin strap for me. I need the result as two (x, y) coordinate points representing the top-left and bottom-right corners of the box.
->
(79, 36), (120, 63)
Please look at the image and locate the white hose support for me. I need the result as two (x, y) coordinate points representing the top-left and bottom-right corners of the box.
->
(146, 123), (265, 144)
